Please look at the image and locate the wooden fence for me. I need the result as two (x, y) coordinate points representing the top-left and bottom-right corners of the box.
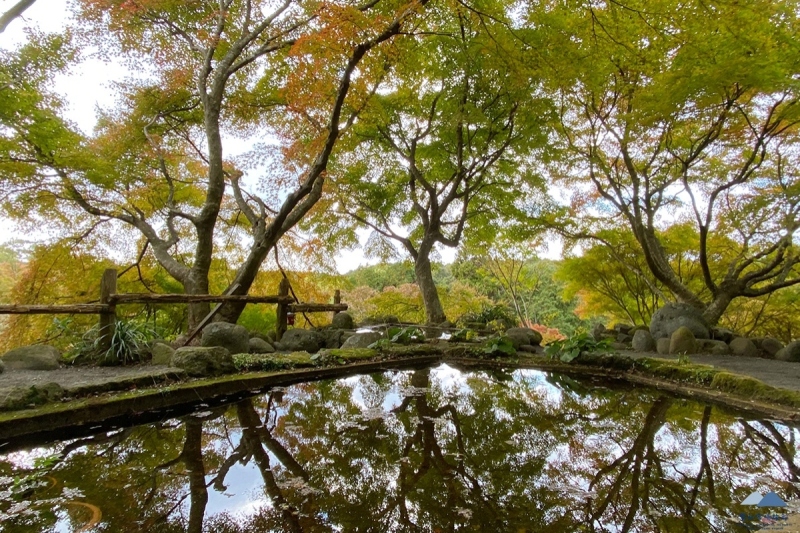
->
(0, 269), (347, 350)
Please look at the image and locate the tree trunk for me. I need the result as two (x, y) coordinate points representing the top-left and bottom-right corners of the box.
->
(414, 248), (446, 324)
(702, 291), (735, 326)
(184, 271), (211, 332)
(182, 419), (208, 533)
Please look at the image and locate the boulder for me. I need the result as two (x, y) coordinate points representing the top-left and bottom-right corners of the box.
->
(151, 342), (175, 365)
(361, 315), (399, 326)
(632, 330), (656, 352)
(610, 342), (629, 351)
(2, 345), (60, 370)
(650, 303), (710, 340)
(331, 312), (355, 330)
(276, 329), (324, 353)
(669, 326), (697, 355)
(518, 344), (544, 355)
(341, 331), (384, 349)
(249, 337), (275, 354)
(505, 327), (543, 347)
(202, 322), (250, 354)
(317, 329), (345, 349)
(612, 323), (633, 335)
(592, 323), (606, 341)
(697, 339), (730, 355)
(656, 338), (671, 355)
(170, 346), (234, 376)
(0, 382), (63, 411)
(729, 337), (758, 358)
(616, 333), (633, 344)
(775, 341), (800, 363)
(759, 337), (784, 358)
(710, 327), (735, 344)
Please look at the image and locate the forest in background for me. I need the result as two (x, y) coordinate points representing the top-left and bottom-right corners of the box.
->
(1, 236), (798, 356)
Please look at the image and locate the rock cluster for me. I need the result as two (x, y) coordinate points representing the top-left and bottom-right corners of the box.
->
(593, 303), (794, 360)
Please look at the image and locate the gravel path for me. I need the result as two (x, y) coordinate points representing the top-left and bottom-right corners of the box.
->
(624, 352), (800, 392)
(0, 365), (184, 397)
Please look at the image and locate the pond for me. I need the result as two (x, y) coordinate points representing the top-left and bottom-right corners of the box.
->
(0, 364), (798, 532)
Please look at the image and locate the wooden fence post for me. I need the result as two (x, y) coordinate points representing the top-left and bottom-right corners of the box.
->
(275, 278), (290, 341)
(98, 268), (117, 352)
(332, 289), (341, 321)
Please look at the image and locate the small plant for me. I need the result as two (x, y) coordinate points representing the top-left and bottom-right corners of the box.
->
(677, 353), (691, 365)
(68, 319), (154, 366)
(369, 326), (426, 349)
(450, 328), (478, 342)
(458, 305), (516, 329)
(483, 335), (516, 357)
(390, 326), (425, 344)
(545, 333), (612, 363)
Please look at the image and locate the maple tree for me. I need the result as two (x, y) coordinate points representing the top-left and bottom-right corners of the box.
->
(316, 4), (546, 323)
(527, 0), (800, 325)
(0, 0), (430, 329)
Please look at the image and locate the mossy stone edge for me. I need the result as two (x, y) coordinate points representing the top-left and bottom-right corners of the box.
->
(1, 346), (799, 442)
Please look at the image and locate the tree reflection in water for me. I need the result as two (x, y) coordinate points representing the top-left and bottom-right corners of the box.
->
(0, 365), (798, 532)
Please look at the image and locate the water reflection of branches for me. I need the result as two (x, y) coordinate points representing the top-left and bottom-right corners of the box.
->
(379, 368), (501, 529)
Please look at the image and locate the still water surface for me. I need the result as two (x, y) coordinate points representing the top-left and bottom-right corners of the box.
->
(0, 364), (798, 532)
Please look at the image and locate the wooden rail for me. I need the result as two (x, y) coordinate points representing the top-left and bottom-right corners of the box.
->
(0, 304), (110, 314)
(111, 294), (294, 304)
(0, 269), (348, 349)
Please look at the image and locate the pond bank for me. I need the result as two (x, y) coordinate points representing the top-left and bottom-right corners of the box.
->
(0, 347), (798, 446)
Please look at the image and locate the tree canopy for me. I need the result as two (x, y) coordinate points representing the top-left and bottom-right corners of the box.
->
(0, 0), (799, 335)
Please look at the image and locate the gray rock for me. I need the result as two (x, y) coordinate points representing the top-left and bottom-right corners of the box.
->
(151, 342), (175, 365)
(361, 315), (399, 326)
(710, 327), (735, 343)
(729, 337), (758, 358)
(632, 330), (656, 352)
(249, 337), (275, 354)
(202, 322), (250, 354)
(331, 312), (355, 330)
(760, 337), (784, 358)
(657, 337), (671, 355)
(518, 344), (544, 354)
(612, 323), (633, 335)
(0, 382), (64, 411)
(2, 345), (60, 371)
(592, 323), (606, 341)
(616, 333), (633, 344)
(697, 339), (730, 355)
(317, 328), (345, 349)
(276, 329), (324, 353)
(611, 342), (629, 351)
(650, 303), (710, 340)
(775, 341), (800, 363)
(170, 346), (234, 377)
(669, 326), (697, 355)
(341, 332), (384, 349)
(505, 327), (543, 346)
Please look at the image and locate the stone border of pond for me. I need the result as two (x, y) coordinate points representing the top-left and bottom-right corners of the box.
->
(0, 347), (798, 446)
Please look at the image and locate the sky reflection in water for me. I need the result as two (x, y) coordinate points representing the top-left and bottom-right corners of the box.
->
(0, 363), (798, 532)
